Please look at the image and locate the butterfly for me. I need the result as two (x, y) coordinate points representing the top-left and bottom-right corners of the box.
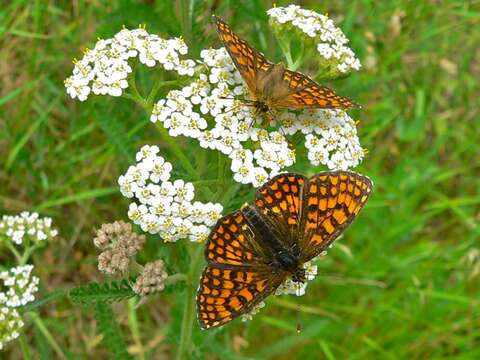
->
(212, 15), (360, 122)
(196, 170), (372, 329)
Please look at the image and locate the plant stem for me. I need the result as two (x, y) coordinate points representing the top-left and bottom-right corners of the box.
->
(5, 242), (22, 263)
(29, 311), (66, 359)
(127, 298), (145, 360)
(176, 244), (203, 360)
(278, 38), (295, 69)
(175, 175), (238, 359)
(125, 71), (215, 198)
(165, 273), (188, 285)
(19, 332), (32, 360)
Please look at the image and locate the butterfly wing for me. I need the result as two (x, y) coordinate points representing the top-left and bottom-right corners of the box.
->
(197, 264), (283, 329)
(253, 173), (307, 248)
(272, 69), (360, 109)
(197, 211), (285, 329)
(298, 170), (372, 262)
(213, 15), (273, 95)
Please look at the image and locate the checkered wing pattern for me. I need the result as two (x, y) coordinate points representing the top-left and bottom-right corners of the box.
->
(254, 173), (307, 246)
(274, 70), (360, 109)
(213, 15), (273, 94)
(299, 171), (372, 261)
(197, 211), (284, 329)
(197, 264), (283, 329)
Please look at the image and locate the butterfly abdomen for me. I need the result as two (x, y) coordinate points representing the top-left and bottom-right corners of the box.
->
(241, 205), (298, 271)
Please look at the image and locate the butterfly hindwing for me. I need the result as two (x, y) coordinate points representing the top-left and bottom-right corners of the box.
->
(273, 69), (360, 109)
(299, 171), (372, 262)
(197, 264), (283, 329)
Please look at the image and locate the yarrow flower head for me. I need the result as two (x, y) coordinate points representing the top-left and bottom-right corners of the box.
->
(119, 145), (223, 242)
(132, 260), (168, 296)
(93, 221), (146, 275)
(151, 46), (364, 187)
(0, 265), (39, 350)
(0, 212), (58, 246)
(268, 5), (362, 77)
(0, 265), (39, 308)
(0, 306), (23, 351)
(64, 27), (196, 101)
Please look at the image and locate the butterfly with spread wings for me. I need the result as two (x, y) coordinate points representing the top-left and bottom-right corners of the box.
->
(212, 15), (360, 122)
(196, 170), (372, 329)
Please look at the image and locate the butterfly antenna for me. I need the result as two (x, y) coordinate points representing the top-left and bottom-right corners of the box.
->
(296, 302), (302, 334)
(224, 105), (240, 114)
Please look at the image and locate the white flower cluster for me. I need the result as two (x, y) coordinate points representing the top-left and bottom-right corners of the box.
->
(64, 27), (196, 101)
(276, 262), (318, 297)
(0, 306), (23, 351)
(0, 265), (39, 350)
(0, 265), (39, 308)
(303, 113), (364, 170)
(267, 5), (361, 74)
(151, 47), (363, 187)
(0, 212), (58, 246)
(118, 145), (223, 242)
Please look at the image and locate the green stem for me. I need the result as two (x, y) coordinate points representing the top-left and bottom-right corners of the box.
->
(146, 79), (187, 109)
(278, 38), (295, 69)
(19, 332), (32, 360)
(291, 41), (306, 71)
(179, 0), (193, 45)
(5, 242), (22, 264)
(125, 71), (215, 198)
(175, 177), (239, 359)
(121, 92), (147, 108)
(19, 243), (41, 265)
(29, 311), (66, 359)
(154, 123), (214, 198)
(128, 71), (147, 108)
(176, 245), (203, 360)
(128, 298), (145, 360)
(165, 273), (188, 286)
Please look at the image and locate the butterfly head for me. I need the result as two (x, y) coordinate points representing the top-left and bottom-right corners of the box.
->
(291, 267), (306, 283)
(253, 100), (270, 114)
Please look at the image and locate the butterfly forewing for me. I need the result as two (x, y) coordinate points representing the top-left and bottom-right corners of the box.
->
(254, 173), (307, 248)
(204, 211), (263, 266)
(299, 171), (372, 262)
(213, 15), (273, 95)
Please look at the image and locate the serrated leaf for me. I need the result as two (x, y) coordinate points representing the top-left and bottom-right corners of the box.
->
(94, 102), (134, 161)
(69, 279), (136, 305)
(94, 302), (133, 360)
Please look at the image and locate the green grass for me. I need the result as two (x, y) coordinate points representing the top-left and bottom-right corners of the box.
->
(1, 0), (479, 359)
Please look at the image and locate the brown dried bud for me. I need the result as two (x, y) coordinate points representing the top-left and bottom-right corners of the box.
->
(133, 260), (168, 296)
(97, 246), (129, 274)
(93, 221), (146, 275)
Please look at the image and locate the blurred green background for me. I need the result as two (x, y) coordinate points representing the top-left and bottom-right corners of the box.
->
(1, 0), (479, 359)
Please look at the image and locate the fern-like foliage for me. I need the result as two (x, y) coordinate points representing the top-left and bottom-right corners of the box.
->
(69, 279), (135, 305)
(94, 102), (135, 162)
(94, 302), (133, 360)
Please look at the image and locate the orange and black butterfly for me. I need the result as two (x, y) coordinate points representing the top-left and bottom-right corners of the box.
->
(212, 15), (360, 121)
(196, 170), (372, 329)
